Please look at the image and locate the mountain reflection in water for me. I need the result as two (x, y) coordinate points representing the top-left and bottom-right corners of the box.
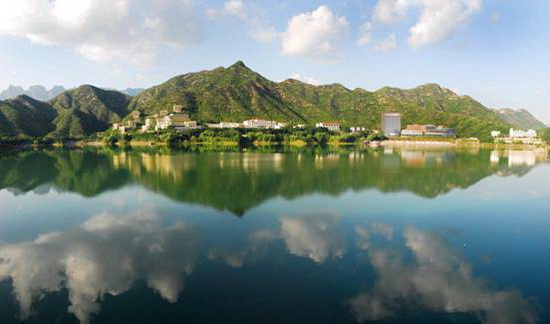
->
(0, 148), (546, 215)
(0, 147), (547, 324)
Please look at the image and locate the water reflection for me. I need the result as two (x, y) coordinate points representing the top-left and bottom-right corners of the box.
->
(0, 148), (546, 215)
(350, 224), (537, 324)
(0, 210), (200, 324)
(0, 208), (541, 323)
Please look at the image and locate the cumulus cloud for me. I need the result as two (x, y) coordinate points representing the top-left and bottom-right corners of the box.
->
(288, 73), (320, 86)
(374, 33), (397, 52)
(280, 212), (345, 263)
(0, 210), (200, 324)
(281, 6), (350, 61)
(357, 22), (374, 46)
(367, 0), (482, 48)
(207, 0), (278, 43)
(0, 0), (202, 65)
(350, 226), (537, 323)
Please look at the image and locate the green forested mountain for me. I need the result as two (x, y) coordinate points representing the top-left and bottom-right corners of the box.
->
(0, 85), (131, 138)
(130, 61), (512, 141)
(495, 108), (546, 130)
(0, 61), (532, 140)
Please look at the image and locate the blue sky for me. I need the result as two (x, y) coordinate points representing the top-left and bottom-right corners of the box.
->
(1, 0), (549, 121)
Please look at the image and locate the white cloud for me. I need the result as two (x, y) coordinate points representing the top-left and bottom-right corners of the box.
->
(373, 0), (410, 24)
(207, 0), (278, 43)
(225, 0), (247, 19)
(370, 0), (482, 48)
(357, 22), (373, 46)
(281, 6), (350, 61)
(0, 210), (200, 324)
(289, 73), (320, 85)
(349, 226), (537, 323)
(280, 212), (345, 263)
(374, 33), (397, 52)
(0, 0), (202, 65)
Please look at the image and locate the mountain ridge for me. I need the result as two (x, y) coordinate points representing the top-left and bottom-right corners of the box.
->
(0, 61), (542, 141)
(495, 108), (546, 130)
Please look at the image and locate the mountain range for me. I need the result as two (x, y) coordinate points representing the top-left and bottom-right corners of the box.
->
(0, 61), (546, 141)
(494, 108), (547, 130)
(0, 85), (66, 101)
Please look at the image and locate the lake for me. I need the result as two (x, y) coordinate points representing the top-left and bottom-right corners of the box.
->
(0, 147), (548, 323)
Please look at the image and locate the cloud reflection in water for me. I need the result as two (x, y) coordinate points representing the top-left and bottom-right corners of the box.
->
(0, 210), (200, 324)
(350, 225), (537, 323)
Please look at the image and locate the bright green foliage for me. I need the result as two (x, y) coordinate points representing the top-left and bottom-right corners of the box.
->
(0, 85), (131, 139)
(130, 62), (513, 141)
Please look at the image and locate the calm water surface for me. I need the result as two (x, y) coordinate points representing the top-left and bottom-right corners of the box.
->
(0, 147), (549, 323)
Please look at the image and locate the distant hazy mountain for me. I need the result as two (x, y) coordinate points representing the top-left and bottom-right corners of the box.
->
(120, 88), (145, 96)
(495, 108), (546, 130)
(0, 85), (66, 101)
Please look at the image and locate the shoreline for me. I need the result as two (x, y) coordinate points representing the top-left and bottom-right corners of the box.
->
(1, 139), (547, 152)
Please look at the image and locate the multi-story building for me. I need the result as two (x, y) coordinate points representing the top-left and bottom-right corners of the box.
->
(207, 122), (243, 129)
(401, 124), (455, 137)
(156, 113), (198, 130)
(381, 113), (402, 136)
(315, 122), (341, 132)
(243, 119), (280, 129)
(509, 128), (537, 139)
(423, 125), (455, 137)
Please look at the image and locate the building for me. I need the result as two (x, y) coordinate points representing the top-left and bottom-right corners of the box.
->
(492, 128), (541, 144)
(401, 124), (455, 137)
(141, 118), (155, 132)
(243, 119), (281, 129)
(491, 131), (501, 138)
(510, 128), (537, 139)
(315, 122), (341, 132)
(131, 111), (142, 120)
(156, 113), (198, 130)
(381, 113), (402, 136)
(401, 124), (424, 136)
(423, 125), (455, 137)
(207, 122), (242, 129)
(350, 127), (366, 133)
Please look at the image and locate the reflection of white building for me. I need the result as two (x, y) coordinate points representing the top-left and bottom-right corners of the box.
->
(508, 150), (536, 167)
(490, 151), (500, 164)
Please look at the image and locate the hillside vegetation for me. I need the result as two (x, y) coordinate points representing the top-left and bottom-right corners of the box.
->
(0, 61), (520, 141)
(0, 85), (131, 139)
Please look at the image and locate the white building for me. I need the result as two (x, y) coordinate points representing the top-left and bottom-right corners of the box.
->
(509, 128), (537, 139)
(243, 119), (282, 129)
(156, 114), (198, 131)
(207, 122), (242, 129)
(491, 131), (501, 138)
(381, 113), (402, 137)
(401, 129), (423, 136)
(350, 127), (366, 133)
(315, 122), (341, 132)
